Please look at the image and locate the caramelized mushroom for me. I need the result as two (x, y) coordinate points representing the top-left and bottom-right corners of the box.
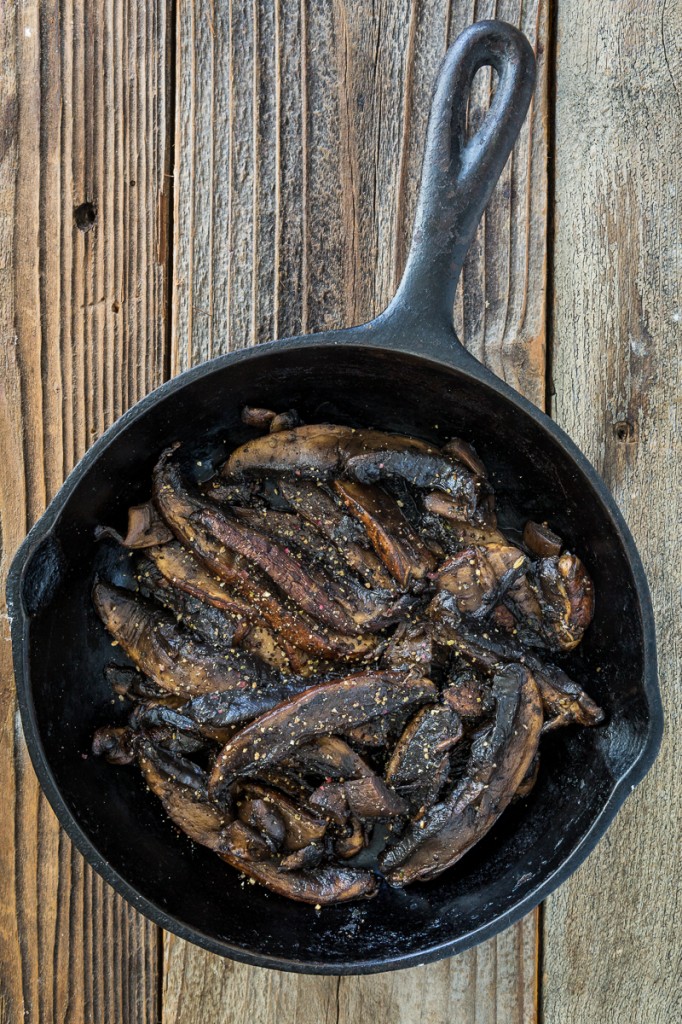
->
(382, 665), (543, 884)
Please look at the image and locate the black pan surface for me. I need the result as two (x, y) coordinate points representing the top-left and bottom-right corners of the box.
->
(8, 21), (661, 974)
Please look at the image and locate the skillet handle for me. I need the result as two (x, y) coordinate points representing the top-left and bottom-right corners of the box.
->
(387, 20), (536, 333)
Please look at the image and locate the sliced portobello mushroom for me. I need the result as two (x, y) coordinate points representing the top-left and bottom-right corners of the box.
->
(381, 664), (543, 884)
(333, 479), (435, 588)
(93, 582), (276, 697)
(219, 820), (378, 904)
(209, 671), (437, 798)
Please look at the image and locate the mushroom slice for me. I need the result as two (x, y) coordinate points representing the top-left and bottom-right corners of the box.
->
(219, 821), (378, 904)
(152, 448), (377, 661)
(381, 664), (543, 884)
(344, 449), (487, 523)
(138, 741), (229, 851)
(177, 680), (309, 731)
(442, 673), (493, 719)
(441, 438), (489, 478)
(333, 480), (435, 588)
(93, 582), (278, 697)
(343, 777), (408, 819)
(237, 797), (287, 851)
(334, 818), (367, 859)
(284, 736), (374, 781)
(436, 545), (528, 619)
(92, 727), (136, 764)
(145, 541), (254, 627)
(308, 784), (350, 825)
(195, 506), (360, 635)
(241, 406), (277, 430)
(382, 624), (434, 674)
(523, 520), (563, 558)
(130, 702), (228, 751)
(105, 663), (171, 701)
(278, 844), (324, 872)
(96, 500), (174, 549)
(532, 552), (595, 651)
(385, 705), (462, 782)
(533, 663), (604, 731)
(279, 480), (397, 592)
(237, 782), (326, 851)
(223, 424), (355, 479)
(269, 410), (302, 433)
(136, 555), (250, 648)
(209, 671), (437, 798)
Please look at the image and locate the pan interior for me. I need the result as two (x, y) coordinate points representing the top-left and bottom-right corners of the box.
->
(20, 343), (651, 969)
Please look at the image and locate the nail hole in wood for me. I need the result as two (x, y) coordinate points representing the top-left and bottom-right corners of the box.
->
(614, 419), (637, 442)
(112, 299), (121, 313)
(74, 202), (97, 231)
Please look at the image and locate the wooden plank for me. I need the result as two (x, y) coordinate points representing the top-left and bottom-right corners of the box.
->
(164, 1), (548, 1020)
(0, 1), (169, 1020)
(542, 2), (682, 1022)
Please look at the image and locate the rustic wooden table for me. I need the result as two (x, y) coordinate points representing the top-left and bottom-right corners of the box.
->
(1, 1), (679, 1021)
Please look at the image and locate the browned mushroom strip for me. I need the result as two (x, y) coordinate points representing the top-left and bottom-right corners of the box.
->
(136, 556), (251, 649)
(223, 424), (434, 482)
(195, 506), (361, 635)
(382, 665), (543, 884)
(279, 480), (397, 591)
(145, 542), (254, 627)
(93, 583), (276, 697)
(279, 844), (324, 871)
(237, 782), (326, 851)
(241, 406), (277, 429)
(523, 520), (563, 558)
(209, 672), (437, 797)
(335, 818), (366, 859)
(344, 777), (408, 818)
(436, 545), (528, 619)
(96, 500), (174, 549)
(223, 506), (414, 633)
(237, 797), (287, 851)
(442, 673), (493, 719)
(130, 702), (233, 749)
(308, 784), (349, 824)
(92, 727), (136, 764)
(284, 736), (374, 780)
(176, 680), (308, 730)
(441, 438), (488, 478)
(532, 553), (595, 650)
(153, 450), (377, 660)
(224, 424), (355, 479)
(334, 480), (436, 588)
(138, 743), (229, 851)
(533, 663), (605, 731)
(219, 821), (378, 904)
(385, 706), (463, 791)
(345, 449), (487, 523)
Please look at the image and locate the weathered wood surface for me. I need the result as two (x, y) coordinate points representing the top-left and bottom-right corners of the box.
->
(0, 1), (168, 1021)
(164, 2), (548, 1022)
(543, 2), (682, 1022)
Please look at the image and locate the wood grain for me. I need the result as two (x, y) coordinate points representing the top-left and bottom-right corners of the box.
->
(543, 1), (682, 1022)
(0, 1), (168, 1020)
(165, 1), (548, 1020)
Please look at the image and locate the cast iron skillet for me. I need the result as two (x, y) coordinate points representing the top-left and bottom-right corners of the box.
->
(7, 20), (662, 974)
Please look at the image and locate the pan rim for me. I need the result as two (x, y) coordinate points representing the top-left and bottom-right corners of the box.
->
(7, 332), (662, 974)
